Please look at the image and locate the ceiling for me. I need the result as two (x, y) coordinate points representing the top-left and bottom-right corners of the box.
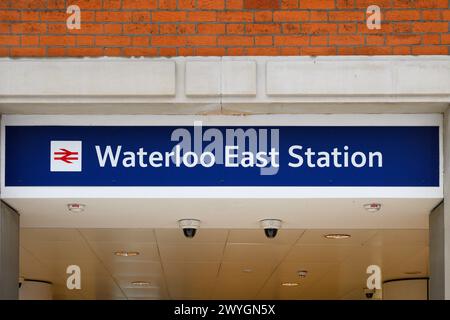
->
(14, 196), (434, 299)
(20, 227), (429, 300)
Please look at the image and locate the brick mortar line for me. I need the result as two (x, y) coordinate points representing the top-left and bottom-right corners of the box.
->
(5, 43), (447, 48)
(3, 8), (450, 12)
(4, 30), (449, 35)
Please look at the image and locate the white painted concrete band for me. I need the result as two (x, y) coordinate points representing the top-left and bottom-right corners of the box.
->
(0, 56), (448, 107)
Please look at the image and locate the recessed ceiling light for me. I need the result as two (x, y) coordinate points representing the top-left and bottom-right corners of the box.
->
(363, 203), (381, 212)
(404, 271), (422, 275)
(282, 282), (299, 287)
(67, 203), (85, 213)
(297, 270), (308, 278)
(114, 251), (140, 257)
(324, 234), (351, 240)
(131, 281), (150, 287)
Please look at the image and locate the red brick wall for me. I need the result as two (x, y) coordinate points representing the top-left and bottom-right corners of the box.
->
(0, 0), (449, 57)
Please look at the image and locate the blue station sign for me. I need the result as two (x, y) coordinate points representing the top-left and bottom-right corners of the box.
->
(3, 124), (440, 187)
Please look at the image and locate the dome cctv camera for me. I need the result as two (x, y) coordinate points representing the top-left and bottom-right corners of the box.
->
(260, 219), (282, 239)
(178, 219), (201, 239)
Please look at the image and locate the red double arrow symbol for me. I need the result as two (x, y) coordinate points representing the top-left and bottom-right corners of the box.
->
(54, 148), (79, 164)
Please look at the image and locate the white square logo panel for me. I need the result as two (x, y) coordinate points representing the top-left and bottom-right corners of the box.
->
(50, 141), (82, 172)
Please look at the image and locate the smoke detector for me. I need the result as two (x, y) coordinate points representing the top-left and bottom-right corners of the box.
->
(67, 203), (85, 213)
(364, 203), (381, 213)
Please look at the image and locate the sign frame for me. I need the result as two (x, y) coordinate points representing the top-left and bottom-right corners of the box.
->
(0, 114), (443, 199)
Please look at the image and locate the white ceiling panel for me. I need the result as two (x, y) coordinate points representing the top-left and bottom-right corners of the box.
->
(104, 261), (163, 277)
(363, 229), (429, 247)
(21, 228), (81, 242)
(168, 283), (215, 300)
(21, 240), (98, 263)
(80, 228), (157, 243)
(163, 262), (221, 280)
(213, 262), (275, 299)
(212, 279), (262, 299)
(159, 243), (225, 263)
(285, 245), (361, 263)
(19, 247), (52, 281)
(222, 243), (291, 264)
